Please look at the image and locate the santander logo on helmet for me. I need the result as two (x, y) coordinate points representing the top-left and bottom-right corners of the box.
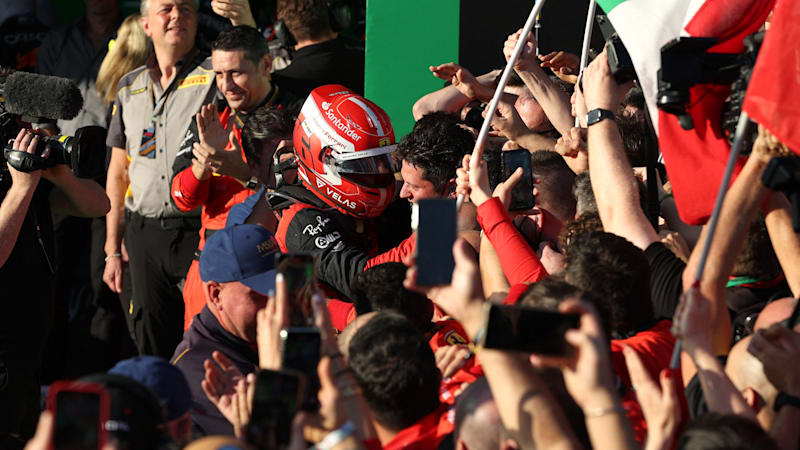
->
(293, 85), (397, 219)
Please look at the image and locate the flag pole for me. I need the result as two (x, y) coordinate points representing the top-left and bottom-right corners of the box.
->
(669, 111), (752, 369)
(575, 0), (597, 127)
(456, 0), (547, 211)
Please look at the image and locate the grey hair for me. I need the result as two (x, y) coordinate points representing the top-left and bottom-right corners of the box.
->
(140, 0), (199, 16)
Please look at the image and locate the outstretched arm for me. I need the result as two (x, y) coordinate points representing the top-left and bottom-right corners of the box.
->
(504, 29), (574, 137)
(582, 50), (658, 251)
(412, 63), (499, 120)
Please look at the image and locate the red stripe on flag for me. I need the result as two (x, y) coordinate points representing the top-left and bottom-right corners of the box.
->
(743, 0), (800, 154)
(658, 0), (773, 224)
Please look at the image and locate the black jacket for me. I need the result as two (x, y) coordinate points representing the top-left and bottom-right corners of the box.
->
(171, 306), (258, 436)
(272, 36), (365, 98)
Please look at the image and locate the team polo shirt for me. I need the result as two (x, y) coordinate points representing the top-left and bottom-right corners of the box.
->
(107, 50), (217, 219)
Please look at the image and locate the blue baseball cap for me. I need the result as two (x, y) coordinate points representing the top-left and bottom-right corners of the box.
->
(199, 224), (279, 295)
(108, 356), (191, 421)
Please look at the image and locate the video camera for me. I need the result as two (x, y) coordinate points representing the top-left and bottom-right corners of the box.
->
(656, 32), (763, 144)
(0, 68), (107, 180)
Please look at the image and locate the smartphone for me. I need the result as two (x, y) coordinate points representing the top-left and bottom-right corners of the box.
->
(479, 303), (580, 356)
(276, 254), (316, 327)
(246, 369), (305, 449)
(280, 327), (321, 411)
(47, 381), (110, 450)
(502, 149), (535, 211)
(413, 198), (456, 286)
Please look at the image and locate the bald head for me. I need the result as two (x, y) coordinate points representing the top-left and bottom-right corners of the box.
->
(725, 335), (778, 429)
(754, 297), (797, 331)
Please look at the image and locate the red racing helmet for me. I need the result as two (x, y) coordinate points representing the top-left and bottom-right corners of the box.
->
(293, 85), (397, 218)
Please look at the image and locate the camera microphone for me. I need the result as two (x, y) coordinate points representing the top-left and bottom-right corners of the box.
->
(3, 71), (83, 120)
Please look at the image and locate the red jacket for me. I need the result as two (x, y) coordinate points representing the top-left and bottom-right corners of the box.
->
(477, 198), (548, 285)
(170, 105), (250, 251)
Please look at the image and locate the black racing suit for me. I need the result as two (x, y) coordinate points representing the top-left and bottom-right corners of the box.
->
(271, 184), (413, 302)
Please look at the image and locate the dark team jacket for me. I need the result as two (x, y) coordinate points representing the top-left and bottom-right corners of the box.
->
(171, 306), (258, 437)
(271, 184), (414, 301)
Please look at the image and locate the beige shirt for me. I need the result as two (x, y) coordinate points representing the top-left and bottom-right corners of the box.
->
(107, 51), (217, 219)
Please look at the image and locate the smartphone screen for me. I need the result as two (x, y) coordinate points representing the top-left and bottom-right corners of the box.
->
(502, 149), (535, 211)
(481, 303), (580, 356)
(49, 382), (109, 450)
(280, 327), (321, 411)
(247, 369), (304, 448)
(276, 254), (316, 327)
(414, 198), (456, 286)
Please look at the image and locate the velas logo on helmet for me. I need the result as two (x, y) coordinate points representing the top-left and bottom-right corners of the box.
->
(293, 85), (397, 219)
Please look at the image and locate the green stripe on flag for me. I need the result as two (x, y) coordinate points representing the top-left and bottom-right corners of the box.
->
(596, 0), (628, 14)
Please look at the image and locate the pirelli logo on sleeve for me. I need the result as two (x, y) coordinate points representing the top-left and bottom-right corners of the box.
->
(177, 74), (212, 89)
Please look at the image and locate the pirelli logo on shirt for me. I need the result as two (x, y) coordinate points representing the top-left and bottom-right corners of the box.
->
(177, 74), (212, 89)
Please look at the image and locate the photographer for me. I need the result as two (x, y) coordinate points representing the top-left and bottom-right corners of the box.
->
(0, 128), (109, 439)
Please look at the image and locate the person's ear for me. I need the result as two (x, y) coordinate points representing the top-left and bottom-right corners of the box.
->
(260, 54), (273, 77)
(140, 15), (152, 38)
(742, 387), (764, 414)
(206, 281), (223, 311)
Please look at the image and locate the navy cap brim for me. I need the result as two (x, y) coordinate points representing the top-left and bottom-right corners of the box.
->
(239, 269), (277, 295)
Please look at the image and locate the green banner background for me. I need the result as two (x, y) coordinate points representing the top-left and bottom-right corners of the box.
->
(364, 0), (460, 139)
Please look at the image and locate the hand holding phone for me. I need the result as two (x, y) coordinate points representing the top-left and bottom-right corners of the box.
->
(281, 327), (321, 411)
(413, 198), (457, 286)
(246, 369), (305, 448)
(479, 303), (580, 356)
(276, 254), (316, 327)
(47, 381), (110, 450)
(501, 149), (535, 211)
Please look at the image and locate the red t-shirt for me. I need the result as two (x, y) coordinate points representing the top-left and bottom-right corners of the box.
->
(609, 319), (680, 444)
(426, 319), (485, 405)
(383, 403), (454, 450)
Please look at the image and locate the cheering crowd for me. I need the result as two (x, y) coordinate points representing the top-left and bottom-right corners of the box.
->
(1, 0), (799, 449)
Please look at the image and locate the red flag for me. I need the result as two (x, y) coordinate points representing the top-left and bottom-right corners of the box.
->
(743, 0), (800, 154)
(657, 0), (773, 225)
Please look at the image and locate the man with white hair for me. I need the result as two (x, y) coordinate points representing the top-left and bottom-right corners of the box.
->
(104, 0), (218, 358)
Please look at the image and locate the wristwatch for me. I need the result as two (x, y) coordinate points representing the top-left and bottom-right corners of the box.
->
(586, 108), (615, 126)
(773, 391), (800, 412)
(244, 177), (259, 190)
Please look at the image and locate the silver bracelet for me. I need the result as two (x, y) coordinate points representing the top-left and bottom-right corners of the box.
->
(314, 421), (356, 450)
(584, 405), (626, 418)
(104, 253), (122, 262)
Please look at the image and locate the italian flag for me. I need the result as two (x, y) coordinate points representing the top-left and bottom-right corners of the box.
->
(597, 0), (774, 225)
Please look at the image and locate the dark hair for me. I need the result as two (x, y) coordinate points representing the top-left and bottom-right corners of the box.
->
(565, 231), (654, 338)
(241, 106), (294, 166)
(616, 87), (651, 167)
(348, 311), (441, 431)
(212, 26), (269, 66)
(559, 212), (603, 254)
(351, 262), (434, 330)
(276, 0), (331, 42)
(530, 150), (576, 223)
(732, 214), (781, 281)
(677, 412), (779, 450)
(396, 112), (474, 193)
(573, 171), (596, 217)
(519, 276), (582, 311)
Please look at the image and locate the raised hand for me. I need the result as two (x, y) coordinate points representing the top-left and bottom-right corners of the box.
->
(211, 0), (257, 27)
(201, 351), (247, 432)
(623, 347), (681, 450)
(503, 29), (538, 73)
